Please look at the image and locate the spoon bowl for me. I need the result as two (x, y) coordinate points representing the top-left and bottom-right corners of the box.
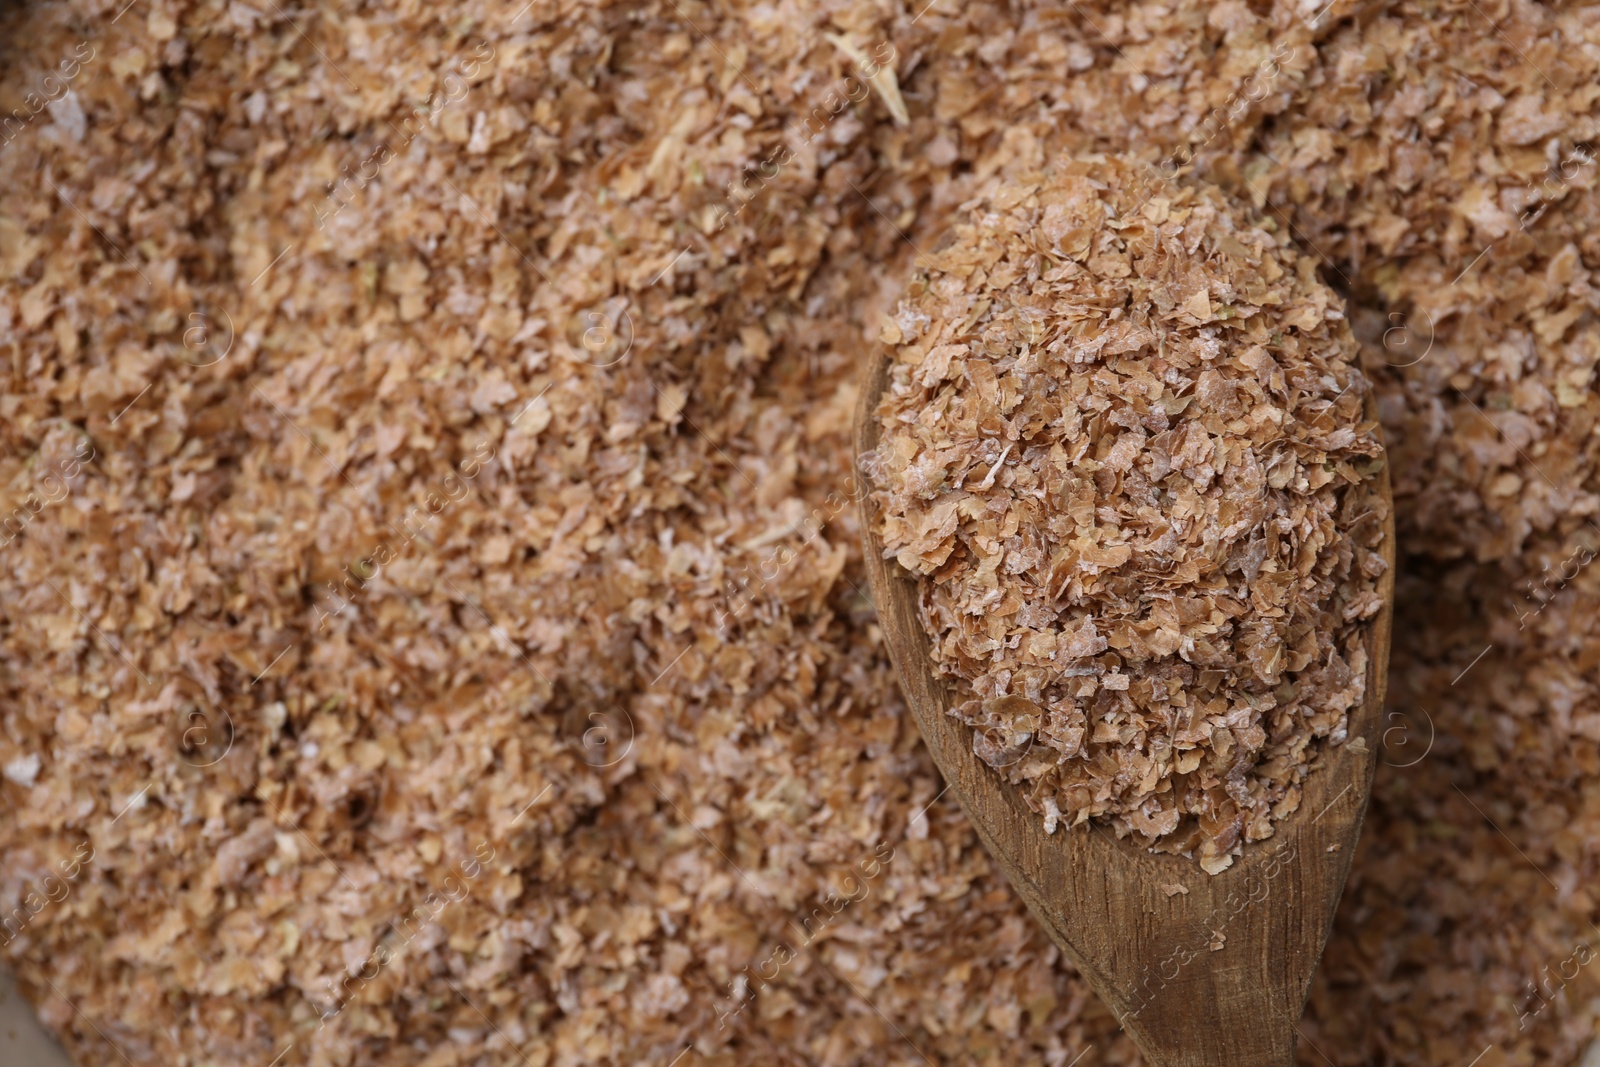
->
(855, 343), (1395, 1067)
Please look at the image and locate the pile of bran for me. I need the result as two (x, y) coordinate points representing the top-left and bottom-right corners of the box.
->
(1, 0), (1599, 1064)
(869, 156), (1388, 873)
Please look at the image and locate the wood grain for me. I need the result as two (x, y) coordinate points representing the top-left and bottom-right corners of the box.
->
(855, 344), (1395, 1067)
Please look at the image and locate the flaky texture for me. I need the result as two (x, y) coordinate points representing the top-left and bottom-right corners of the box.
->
(3, 0), (1600, 1064)
(870, 157), (1389, 872)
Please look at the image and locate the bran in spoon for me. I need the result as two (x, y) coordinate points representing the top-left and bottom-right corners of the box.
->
(869, 155), (1390, 873)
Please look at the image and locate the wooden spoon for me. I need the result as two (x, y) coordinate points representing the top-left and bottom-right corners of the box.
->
(854, 345), (1395, 1067)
